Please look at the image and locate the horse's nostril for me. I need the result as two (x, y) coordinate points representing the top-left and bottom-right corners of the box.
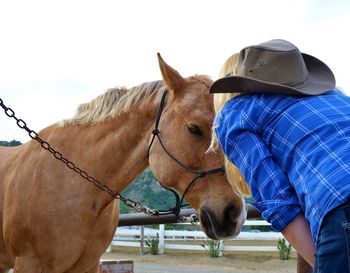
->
(200, 209), (218, 240)
(200, 204), (245, 240)
(225, 204), (240, 224)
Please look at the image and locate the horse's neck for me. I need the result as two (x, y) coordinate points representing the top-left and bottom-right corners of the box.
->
(41, 100), (158, 193)
(91, 112), (153, 191)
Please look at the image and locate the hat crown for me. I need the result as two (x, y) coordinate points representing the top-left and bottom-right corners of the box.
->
(236, 39), (308, 86)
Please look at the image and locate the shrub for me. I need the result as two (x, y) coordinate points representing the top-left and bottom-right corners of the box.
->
(145, 233), (159, 255)
(201, 240), (223, 258)
(277, 238), (292, 260)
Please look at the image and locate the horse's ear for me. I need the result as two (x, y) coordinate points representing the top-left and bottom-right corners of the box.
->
(157, 53), (185, 93)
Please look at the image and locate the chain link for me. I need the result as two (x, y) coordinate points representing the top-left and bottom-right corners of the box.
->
(0, 98), (162, 217)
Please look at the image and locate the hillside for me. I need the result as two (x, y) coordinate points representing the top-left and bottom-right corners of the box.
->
(120, 169), (183, 214)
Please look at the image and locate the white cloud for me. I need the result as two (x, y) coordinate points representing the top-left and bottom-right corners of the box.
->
(1, 0), (349, 142)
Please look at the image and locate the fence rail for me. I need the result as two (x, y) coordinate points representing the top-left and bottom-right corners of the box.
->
(115, 208), (313, 273)
(111, 220), (287, 254)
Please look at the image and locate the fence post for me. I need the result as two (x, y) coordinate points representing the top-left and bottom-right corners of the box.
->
(106, 244), (112, 253)
(140, 226), (145, 255)
(158, 224), (165, 254)
(219, 240), (224, 257)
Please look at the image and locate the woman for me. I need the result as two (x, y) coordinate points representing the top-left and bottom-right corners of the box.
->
(211, 39), (350, 272)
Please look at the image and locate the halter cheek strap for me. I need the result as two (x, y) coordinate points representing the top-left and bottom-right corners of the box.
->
(147, 90), (225, 217)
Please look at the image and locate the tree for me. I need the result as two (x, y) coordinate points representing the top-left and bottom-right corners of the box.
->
(0, 140), (22, 147)
(119, 169), (181, 214)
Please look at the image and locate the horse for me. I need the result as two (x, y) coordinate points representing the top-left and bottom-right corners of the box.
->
(0, 54), (246, 273)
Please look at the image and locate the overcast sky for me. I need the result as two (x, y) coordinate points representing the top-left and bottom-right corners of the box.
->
(1, 0), (350, 143)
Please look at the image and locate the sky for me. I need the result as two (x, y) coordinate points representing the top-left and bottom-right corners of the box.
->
(1, 0), (350, 143)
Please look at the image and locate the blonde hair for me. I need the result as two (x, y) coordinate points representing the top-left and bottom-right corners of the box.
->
(213, 53), (251, 196)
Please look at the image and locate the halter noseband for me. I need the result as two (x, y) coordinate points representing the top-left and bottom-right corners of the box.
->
(147, 90), (225, 217)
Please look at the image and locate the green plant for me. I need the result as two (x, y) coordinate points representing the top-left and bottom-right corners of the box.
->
(201, 240), (223, 258)
(145, 233), (159, 255)
(277, 238), (292, 260)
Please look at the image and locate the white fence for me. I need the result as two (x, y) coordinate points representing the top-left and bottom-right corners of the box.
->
(111, 220), (290, 254)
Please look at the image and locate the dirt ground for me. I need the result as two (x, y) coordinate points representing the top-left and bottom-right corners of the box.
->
(102, 247), (297, 273)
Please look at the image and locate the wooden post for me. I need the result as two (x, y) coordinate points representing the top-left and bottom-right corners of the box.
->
(118, 204), (261, 226)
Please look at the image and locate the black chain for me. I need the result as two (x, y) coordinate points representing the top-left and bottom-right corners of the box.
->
(0, 98), (161, 217)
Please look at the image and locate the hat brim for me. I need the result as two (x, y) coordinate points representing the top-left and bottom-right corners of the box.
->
(209, 53), (335, 96)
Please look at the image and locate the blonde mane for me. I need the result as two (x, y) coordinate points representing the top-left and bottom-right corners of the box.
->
(211, 53), (251, 196)
(61, 80), (164, 125)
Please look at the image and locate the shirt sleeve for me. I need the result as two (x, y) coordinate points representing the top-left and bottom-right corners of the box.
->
(215, 102), (302, 232)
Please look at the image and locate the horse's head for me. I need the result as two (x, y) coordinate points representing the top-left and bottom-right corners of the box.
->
(147, 54), (246, 239)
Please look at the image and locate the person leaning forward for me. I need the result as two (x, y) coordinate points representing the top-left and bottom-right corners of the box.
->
(210, 39), (350, 273)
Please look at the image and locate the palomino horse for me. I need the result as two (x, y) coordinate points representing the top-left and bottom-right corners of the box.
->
(0, 54), (246, 273)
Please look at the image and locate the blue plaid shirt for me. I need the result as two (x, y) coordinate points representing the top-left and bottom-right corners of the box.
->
(215, 90), (350, 243)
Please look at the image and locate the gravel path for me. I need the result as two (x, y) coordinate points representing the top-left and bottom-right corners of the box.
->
(8, 249), (297, 272)
(133, 263), (257, 273)
(102, 248), (297, 273)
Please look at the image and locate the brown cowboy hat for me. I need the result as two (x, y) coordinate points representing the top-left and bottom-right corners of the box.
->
(209, 39), (336, 96)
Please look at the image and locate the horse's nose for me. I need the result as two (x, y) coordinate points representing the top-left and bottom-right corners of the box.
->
(199, 203), (244, 240)
(224, 203), (241, 225)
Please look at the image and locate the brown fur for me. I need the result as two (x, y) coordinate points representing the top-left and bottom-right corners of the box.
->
(0, 55), (245, 273)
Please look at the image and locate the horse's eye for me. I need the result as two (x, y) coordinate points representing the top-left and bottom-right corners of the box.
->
(187, 124), (203, 137)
